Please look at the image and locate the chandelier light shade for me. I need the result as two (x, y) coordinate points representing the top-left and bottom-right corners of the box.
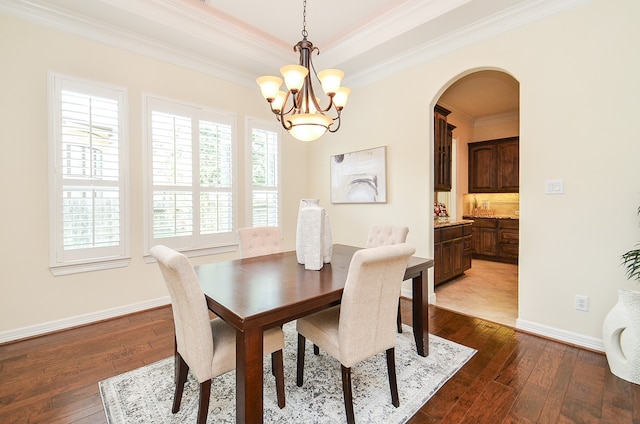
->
(256, 0), (350, 142)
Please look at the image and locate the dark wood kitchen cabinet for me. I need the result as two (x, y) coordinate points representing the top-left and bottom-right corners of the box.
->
(498, 218), (519, 261)
(468, 217), (519, 264)
(434, 105), (455, 192)
(470, 218), (498, 257)
(434, 222), (472, 285)
(468, 137), (519, 193)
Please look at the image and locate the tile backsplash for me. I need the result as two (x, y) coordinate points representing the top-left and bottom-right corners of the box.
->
(463, 193), (519, 216)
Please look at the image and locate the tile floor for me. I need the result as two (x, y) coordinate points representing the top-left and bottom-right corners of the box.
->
(434, 259), (518, 327)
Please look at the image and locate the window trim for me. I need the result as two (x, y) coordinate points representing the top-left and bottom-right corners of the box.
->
(245, 117), (282, 228)
(142, 94), (238, 258)
(48, 73), (130, 275)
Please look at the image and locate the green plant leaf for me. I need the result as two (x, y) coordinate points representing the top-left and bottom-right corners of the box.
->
(621, 246), (640, 282)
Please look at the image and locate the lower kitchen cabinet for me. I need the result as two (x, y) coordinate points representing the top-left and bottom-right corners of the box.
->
(434, 222), (472, 286)
(498, 219), (519, 261)
(471, 218), (498, 257)
(466, 217), (519, 264)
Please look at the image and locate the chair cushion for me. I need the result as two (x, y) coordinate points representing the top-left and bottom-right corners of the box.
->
(297, 306), (341, 360)
(209, 318), (284, 379)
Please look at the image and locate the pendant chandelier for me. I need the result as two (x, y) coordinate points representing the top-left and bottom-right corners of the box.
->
(256, 0), (350, 142)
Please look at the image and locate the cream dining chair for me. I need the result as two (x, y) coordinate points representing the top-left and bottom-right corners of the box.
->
(149, 245), (285, 424)
(295, 243), (416, 424)
(365, 224), (409, 249)
(237, 226), (282, 258)
(366, 224), (409, 333)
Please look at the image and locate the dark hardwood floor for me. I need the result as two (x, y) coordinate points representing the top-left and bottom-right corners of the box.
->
(1, 303), (638, 423)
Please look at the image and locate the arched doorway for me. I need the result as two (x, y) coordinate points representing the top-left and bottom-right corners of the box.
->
(433, 69), (520, 327)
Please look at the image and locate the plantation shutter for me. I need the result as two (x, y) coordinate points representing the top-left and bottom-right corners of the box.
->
(250, 124), (279, 227)
(50, 75), (129, 274)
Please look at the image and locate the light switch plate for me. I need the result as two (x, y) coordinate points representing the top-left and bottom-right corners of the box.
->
(545, 179), (564, 195)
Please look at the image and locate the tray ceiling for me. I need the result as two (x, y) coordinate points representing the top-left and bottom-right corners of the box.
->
(1, 0), (586, 117)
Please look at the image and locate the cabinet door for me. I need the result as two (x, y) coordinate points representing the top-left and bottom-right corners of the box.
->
(468, 144), (495, 192)
(434, 107), (452, 192)
(469, 137), (519, 193)
(451, 238), (464, 275)
(496, 139), (519, 192)
(462, 235), (472, 271)
(440, 239), (460, 281)
(472, 227), (497, 256)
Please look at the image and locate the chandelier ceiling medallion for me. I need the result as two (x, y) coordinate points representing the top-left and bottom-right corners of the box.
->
(256, 0), (350, 142)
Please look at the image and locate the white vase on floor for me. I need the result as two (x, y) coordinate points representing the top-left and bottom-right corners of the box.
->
(296, 199), (332, 270)
(602, 288), (640, 385)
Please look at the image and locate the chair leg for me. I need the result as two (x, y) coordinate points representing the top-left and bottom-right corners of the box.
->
(172, 352), (189, 413)
(341, 365), (355, 424)
(386, 348), (400, 407)
(272, 350), (286, 409)
(296, 333), (306, 387)
(397, 302), (402, 333)
(197, 380), (211, 424)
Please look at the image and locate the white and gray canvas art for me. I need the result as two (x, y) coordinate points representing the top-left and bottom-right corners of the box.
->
(331, 146), (387, 203)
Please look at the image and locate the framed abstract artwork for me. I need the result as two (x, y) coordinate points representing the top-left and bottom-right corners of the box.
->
(330, 146), (387, 204)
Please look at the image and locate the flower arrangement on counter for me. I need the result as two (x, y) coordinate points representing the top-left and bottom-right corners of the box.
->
(434, 202), (449, 221)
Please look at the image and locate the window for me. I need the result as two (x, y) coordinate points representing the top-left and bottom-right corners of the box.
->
(145, 97), (236, 255)
(248, 119), (280, 227)
(49, 74), (129, 275)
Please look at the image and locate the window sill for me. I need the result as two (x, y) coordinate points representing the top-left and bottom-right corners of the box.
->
(50, 257), (131, 276)
(143, 244), (238, 263)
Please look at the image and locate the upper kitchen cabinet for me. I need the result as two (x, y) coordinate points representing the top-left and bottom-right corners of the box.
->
(468, 137), (519, 193)
(434, 105), (455, 192)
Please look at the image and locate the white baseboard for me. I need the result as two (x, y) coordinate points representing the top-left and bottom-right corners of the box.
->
(516, 318), (605, 353)
(0, 296), (170, 344)
(404, 290), (605, 353)
(2, 295), (606, 354)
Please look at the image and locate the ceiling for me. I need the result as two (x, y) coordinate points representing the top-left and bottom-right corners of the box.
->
(2, 0), (582, 118)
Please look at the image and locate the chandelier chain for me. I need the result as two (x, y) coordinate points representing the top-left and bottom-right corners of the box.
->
(302, 0), (308, 38)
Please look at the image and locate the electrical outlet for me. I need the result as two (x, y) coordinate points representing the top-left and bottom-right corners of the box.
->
(575, 295), (589, 312)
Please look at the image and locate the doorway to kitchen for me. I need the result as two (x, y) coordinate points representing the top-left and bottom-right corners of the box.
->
(432, 69), (520, 327)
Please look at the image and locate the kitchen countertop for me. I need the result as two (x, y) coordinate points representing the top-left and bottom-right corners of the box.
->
(462, 215), (519, 220)
(434, 219), (475, 228)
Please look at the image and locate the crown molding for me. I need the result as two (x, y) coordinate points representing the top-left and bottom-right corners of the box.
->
(0, 0), (589, 89)
(474, 110), (520, 128)
(349, 0), (590, 87)
(0, 0), (289, 87)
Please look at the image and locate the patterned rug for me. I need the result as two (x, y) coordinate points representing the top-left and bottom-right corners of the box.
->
(99, 323), (475, 423)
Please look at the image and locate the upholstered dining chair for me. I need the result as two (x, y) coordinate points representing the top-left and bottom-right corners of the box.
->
(366, 224), (409, 332)
(149, 245), (285, 424)
(365, 224), (409, 249)
(237, 226), (282, 258)
(296, 243), (416, 424)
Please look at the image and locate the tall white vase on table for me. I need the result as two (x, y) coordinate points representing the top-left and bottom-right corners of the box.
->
(296, 199), (332, 271)
(602, 288), (640, 385)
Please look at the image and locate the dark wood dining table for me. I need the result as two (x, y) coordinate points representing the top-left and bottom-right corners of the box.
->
(194, 244), (434, 424)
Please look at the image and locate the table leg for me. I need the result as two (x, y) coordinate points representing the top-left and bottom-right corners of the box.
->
(411, 271), (429, 357)
(236, 326), (264, 423)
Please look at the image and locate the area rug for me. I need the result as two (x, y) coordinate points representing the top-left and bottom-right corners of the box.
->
(99, 323), (475, 423)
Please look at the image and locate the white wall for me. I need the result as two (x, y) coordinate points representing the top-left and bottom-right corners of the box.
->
(0, 14), (309, 336)
(2, 0), (639, 350)
(309, 0), (640, 347)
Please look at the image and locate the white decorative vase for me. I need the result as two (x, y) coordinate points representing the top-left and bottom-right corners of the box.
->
(602, 288), (640, 385)
(295, 199), (332, 270)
